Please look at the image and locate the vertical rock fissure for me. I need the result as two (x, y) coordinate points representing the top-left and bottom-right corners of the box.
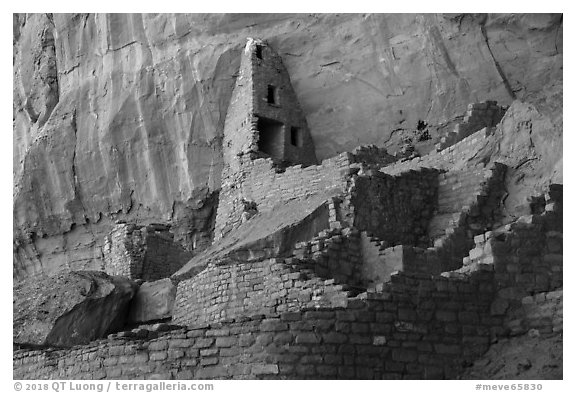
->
(479, 21), (516, 100)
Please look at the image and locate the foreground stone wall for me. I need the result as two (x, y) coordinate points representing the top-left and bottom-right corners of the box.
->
(13, 267), (496, 380)
(14, 213), (563, 380)
(172, 257), (349, 327)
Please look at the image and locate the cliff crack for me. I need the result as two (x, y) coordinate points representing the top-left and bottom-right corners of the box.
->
(479, 20), (516, 100)
(108, 40), (139, 53)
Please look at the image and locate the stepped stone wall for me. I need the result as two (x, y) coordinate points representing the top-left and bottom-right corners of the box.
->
(103, 223), (192, 281)
(436, 101), (507, 151)
(384, 126), (495, 176)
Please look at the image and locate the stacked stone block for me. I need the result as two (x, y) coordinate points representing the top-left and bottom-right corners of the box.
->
(290, 227), (364, 289)
(505, 289), (562, 337)
(172, 257), (350, 327)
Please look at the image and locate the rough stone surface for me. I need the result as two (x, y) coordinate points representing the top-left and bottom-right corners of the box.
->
(128, 279), (176, 324)
(13, 13), (562, 381)
(13, 13), (562, 280)
(13, 271), (138, 347)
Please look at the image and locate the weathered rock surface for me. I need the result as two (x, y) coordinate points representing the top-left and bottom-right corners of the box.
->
(127, 278), (176, 323)
(13, 271), (137, 347)
(13, 13), (562, 280)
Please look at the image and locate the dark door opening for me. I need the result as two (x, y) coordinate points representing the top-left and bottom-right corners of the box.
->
(267, 85), (277, 105)
(257, 117), (284, 160)
(255, 44), (263, 59)
(290, 127), (303, 147)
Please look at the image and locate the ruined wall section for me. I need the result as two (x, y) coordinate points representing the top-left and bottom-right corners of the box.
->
(458, 184), (562, 306)
(14, 206), (563, 381)
(215, 153), (353, 241)
(11, 266), (512, 380)
(349, 169), (440, 248)
(172, 258), (349, 327)
(383, 126), (494, 176)
(103, 223), (192, 281)
(436, 101), (507, 151)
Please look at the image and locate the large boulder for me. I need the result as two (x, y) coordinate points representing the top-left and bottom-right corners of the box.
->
(128, 278), (176, 323)
(13, 271), (137, 347)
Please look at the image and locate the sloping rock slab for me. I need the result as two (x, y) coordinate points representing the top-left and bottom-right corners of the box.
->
(13, 271), (137, 347)
(128, 278), (176, 323)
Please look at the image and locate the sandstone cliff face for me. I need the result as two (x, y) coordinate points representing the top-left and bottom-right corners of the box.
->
(13, 13), (562, 280)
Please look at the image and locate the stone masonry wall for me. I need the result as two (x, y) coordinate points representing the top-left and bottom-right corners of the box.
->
(349, 168), (440, 248)
(459, 185), (562, 299)
(103, 223), (192, 281)
(290, 227), (364, 289)
(215, 39), (319, 242)
(401, 163), (508, 275)
(172, 258), (349, 327)
(14, 208), (563, 381)
(215, 153), (352, 241)
(436, 101), (507, 151)
(504, 288), (562, 337)
(251, 40), (316, 166)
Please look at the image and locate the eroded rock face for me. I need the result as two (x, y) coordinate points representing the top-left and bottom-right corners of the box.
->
(13, 13), (562, 280)
(13, 271), (137, 347)
(127, 278), (176, 323)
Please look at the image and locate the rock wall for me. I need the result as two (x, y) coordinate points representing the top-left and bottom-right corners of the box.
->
(13, 13), (563, 279)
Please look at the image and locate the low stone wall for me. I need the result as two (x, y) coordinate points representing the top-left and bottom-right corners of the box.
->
(172, 258), (349, 327)
(103, 224), (192, 281)
(13, 265), (498, 380)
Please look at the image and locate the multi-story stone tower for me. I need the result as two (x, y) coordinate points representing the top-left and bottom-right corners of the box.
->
(214, 38), (318, 241)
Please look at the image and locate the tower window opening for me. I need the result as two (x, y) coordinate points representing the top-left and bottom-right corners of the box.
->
(255, 44), (263, 59)
(257, 117), (284, 160)
(290, 127), (303, 147)
(267, 85), (277, 105)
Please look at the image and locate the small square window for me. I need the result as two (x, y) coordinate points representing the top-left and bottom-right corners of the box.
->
(290, 127), (303, 147)
(267, 85), (277, 105)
